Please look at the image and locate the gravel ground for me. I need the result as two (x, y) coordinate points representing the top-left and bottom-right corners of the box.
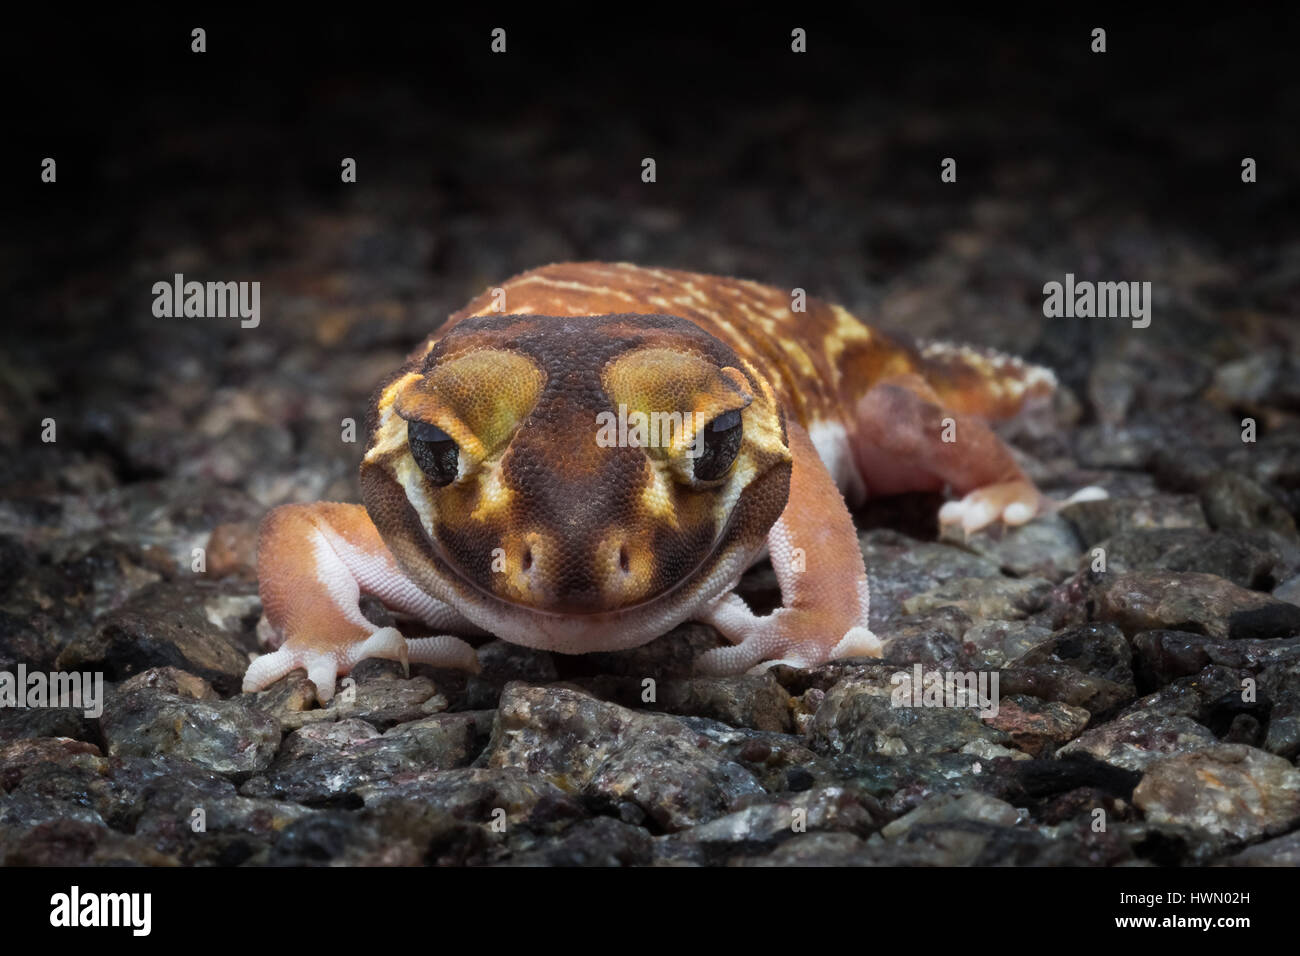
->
(2, 13), (1299, 865)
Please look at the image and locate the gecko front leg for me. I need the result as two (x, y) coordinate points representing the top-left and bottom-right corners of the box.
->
(694, 421), (881, 675)
(245, 502), (481, 703)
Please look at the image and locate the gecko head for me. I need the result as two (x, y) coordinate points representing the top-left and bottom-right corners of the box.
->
(360, 313), (791, 621)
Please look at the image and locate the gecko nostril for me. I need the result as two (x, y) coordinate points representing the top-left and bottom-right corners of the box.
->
(521, 547), (533, 572)
(618, 545), (630, 574)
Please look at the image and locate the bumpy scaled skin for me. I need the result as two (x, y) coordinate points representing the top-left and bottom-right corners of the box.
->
(245, 262), (1098, 702)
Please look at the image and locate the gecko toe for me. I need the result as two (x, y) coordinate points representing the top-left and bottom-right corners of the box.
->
(405, 635), (481, 673)
(831, 625), (882, 660)
(1065, 485), (1109, 504)
(1002, 501), (1035, 525)
(306, 656), (341, 703)
(243, 626), (419, 704)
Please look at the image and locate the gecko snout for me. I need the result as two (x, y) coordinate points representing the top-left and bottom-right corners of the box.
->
(499, 529), (651, 613)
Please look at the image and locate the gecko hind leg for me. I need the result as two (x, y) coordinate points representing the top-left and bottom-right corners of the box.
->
(852, 374), (1103, 534)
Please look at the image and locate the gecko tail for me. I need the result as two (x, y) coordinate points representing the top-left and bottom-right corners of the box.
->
(910, 338), (1058, 421)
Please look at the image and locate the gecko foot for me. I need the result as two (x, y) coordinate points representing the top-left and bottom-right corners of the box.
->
(242, 628), (479, 703)
(243, 626), (409, 702)
(939, 480), (1109, 534)
(693, 594), (882, 676)
(939, 479), (1044, 532)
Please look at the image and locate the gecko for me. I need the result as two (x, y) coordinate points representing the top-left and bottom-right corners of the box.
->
(244, 262), (1099, 702)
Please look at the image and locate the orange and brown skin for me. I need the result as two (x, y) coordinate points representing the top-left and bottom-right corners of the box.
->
(245, 262), (1061, 702)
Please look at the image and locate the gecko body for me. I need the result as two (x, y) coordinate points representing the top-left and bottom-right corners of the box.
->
(245, 262), (1087, 701)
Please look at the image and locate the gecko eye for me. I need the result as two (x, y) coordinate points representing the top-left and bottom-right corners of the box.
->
(694, 409), (743, 482)
(408, 421), (459, 486)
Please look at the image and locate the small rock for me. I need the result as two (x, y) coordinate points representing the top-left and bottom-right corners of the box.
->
(880, 791), (1023, 839)
(1092, 571), (1300, 641)
(357, 766), (587, 834)
(940, 512), (1082, 582)
(879, 608), (973, 669)
(808, 674), (1007, 760)
(264, 804), (484, 866)
(1209, 352), (1300, 409)
(56, 580), (255, 695)
(240, 671), (323, 730)
(1117, 665), (1267, 740)
(1061, 495), (1207, 548)
(1213, 830), (1300, 866)
(202, 593), (262, 634)
(903, 575), (1053, 623)
(659, 786), (885, 863)
(860, 529), (1002, 626)
(1058, 713), (1220, 771)
(1274, 574), (1300, 606)
(1259, 658), (1300, 759)
(324, 668), (447, 730)
(0, 707), (98, 745)
(242, 712), (482, 805)
(960, 739), (1031, 762)
(659, 673), (795, 732)
(1132, 744), (1300, 843)
(0, 737), (107, 792)
(133, 793), (315, 866)
(1090, 528), (1278, 589)
(1196, 470), (1297, 539)
(740, 830), (869, 866)
(119, 665), (218, 700)
(1001, 622), (1136, 718)
(983, 696), (1091, 757)
(0, 819), (177, 866)
(961, 620), (1054, 668)
(670, 718), (845, 793)
(1130, 630), (1300, 687)
(505, 816), (655, 866)
(486, 683), (766, 832)
(100, 687), (279, 775)
(579, 672), (794, 733)
(204, 521), (260, 579)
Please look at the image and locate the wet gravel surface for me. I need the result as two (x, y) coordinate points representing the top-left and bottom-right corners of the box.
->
(2, 14), (1299, 865)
